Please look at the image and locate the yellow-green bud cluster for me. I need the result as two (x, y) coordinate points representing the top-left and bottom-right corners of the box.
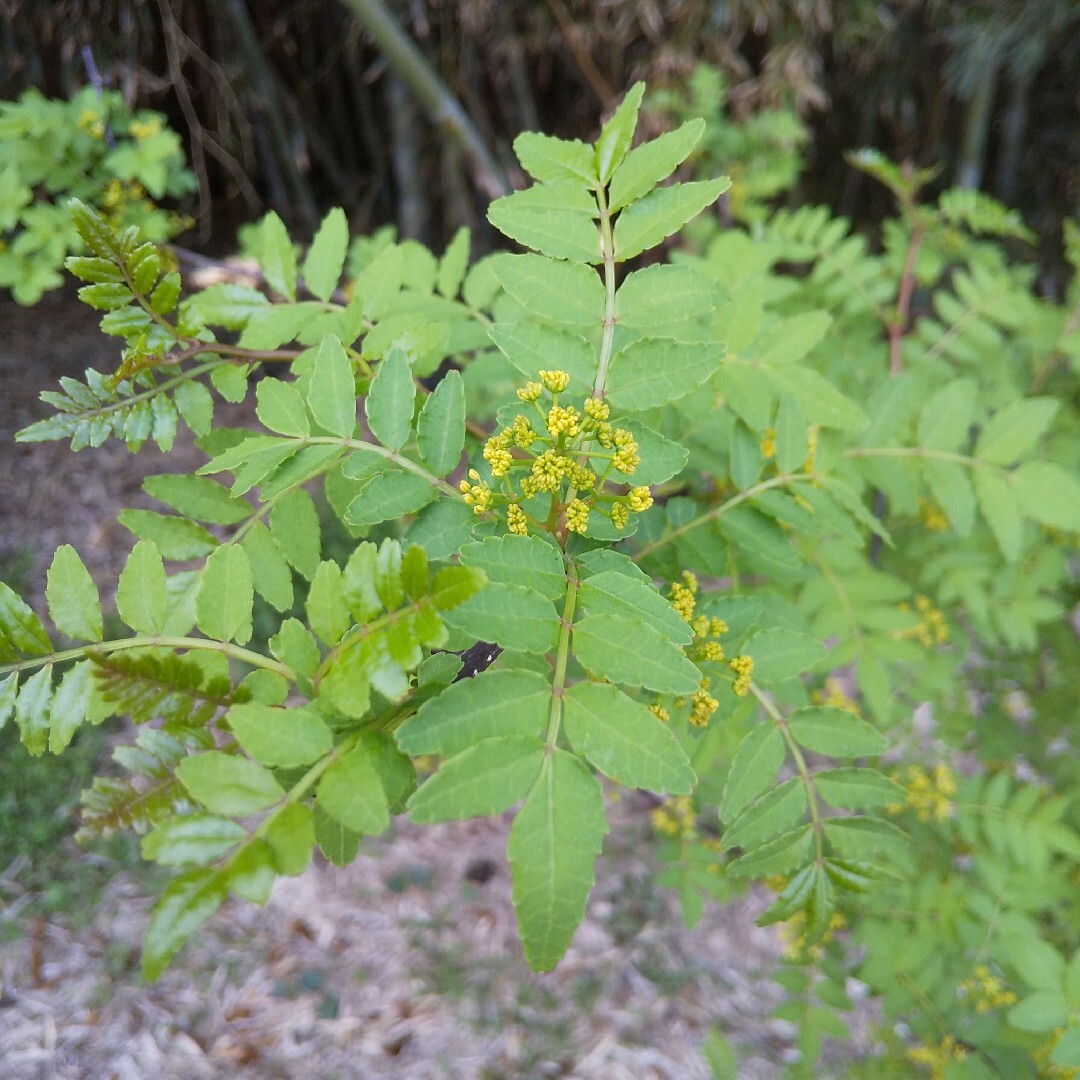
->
(467, 371), (657, 540)
(690, 682), (720, 727)
(729, 655), (754, 696)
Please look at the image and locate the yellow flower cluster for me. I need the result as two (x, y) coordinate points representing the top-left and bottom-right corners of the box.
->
(690, 682), (719, 727)
(458, 470), (494, 514)
(128, 116), (163, 141)
(812, 676), (861, 716)
(546, 404), (581, 437)
(729, 655), (754, 696)
(670, 571), (698, 622)
(611, 428), (640, 474)
(538, 369), (570, 393)
(888, 763), (956, 822)
(778, 910), (845, 961)
(650, 795), (696, 839)
(907, 1035), (968, 1078)
(506, 504), (528, 536)
(897, 594), (949, 648)
(628, 485), (653, 512)
(919, 497), (950, 532)
(77, 108), (105, 139)
(648, 704), (670, 723)
(565, 498), (590, 534)
(1036, 1029), (1080, 1079)
(584, 397), (610, 421)
(959, 965), (1018, 1014)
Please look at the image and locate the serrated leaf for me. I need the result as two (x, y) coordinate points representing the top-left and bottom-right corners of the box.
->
(307, 334), (356, 438)
(15, 664), (53, 756)
(365, 346), (415, 452)
(306, 560), (351, 645)
(490, 253), (604, 326)
(974, 467), (1023, 561)
(264, 801), (315, 876)
(722, 777), (806, 851)
(343, 468), (437, 529)
(745, 628), (826, 683)
(0, 673), (17, 731)
(0, 582), (50, 662)
(46, 545), (102, 642)
(408, 735), (545, 823)
(774, 395), (807, 474)
(726, 825), (813, 879)
(488, 322), (597, 389)
(459, 534), (566, 601)
(174, 380), (215, 437)
(918, 378), (976, 451)
(756, 864), (818, 926)
(256, 377), (310, 438)
(226, 703), (333, 767)
(142, 869), (227, 981)
(144, 474), (250, 526)
(227, 839), (275, 903)
(118, 510), (217, 561)
(514, 132), (597, 186)
(48, 660), (93, 753)
(396, 669), (551, 756)
(755, 312), (832, 367)
(142, 815), (247, 867)
(1012, 461), (1080, 531)
(316, 745), (389, 834)
(508, 749), (608, 971)
(241, 522), (294, 612)
(314, 805), (362, 866)
(814, 767), (904, 809)
(196, 544), (253, 644)
(487, 184), (600, 264)
(431, 564), (486, 610)
(259, 211), (297, 300)
(442, 582), (559, 654)
(612, 178), (730, 262)
(116, 540), (166, 635)
(768, 365), (867, 431)
(578, 569), (691, 645)
(595, 83), (644, 184)
(437, 227), (470, 298)
(177, 751), (285, 815)
(615, 263), (720, 329)
(730, 419), (763, 489)
(563, 681), (695, 794)
(606, 339), (724, 411)
(417, 370), (465, 476)
(719, 725), (786, 822)
(975, 397), (1059, 465)
(572, 613), (699, 694)
(924, 458), (976, 535)
(302, 206), (347, 301)
(269, 487), (321, 579)
(822, 816), (909, 860)
(788, 707), (888, 758)
(608, 118), (704, 212)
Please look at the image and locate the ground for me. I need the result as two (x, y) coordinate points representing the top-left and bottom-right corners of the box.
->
(0, 287), (870, 1079)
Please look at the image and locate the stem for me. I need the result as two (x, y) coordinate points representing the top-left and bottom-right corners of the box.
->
(842, 446), (990, 469)
(301, 436), (465, 501)
(633, 472), (814, 561)
(0, 636), (294, 680)
(887, 211), (925, 376)
(545, 560), (579, 748)
(592, 185), (618, 398)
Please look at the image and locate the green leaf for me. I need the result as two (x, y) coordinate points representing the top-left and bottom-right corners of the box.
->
(606, 339), (724, 411)
(788, 707), (888, 758)
(745, 628), (826, 683)
(269, 618), (321, 679)
(307, 334), (356, 438)
(366, 346), (415, 453)
(344, 468), (437, 529)
(116, 540), (166, 635)
(975, 397), (1059, 465)
(226, 703), (333, 767)
(306, 560), (352, 645)
(924, 459), (976, 535)
(726, 825), (813, 879)
(196, 544), (253, 645)
(118, 509), (218, 561)
(177, 751), (285, 816)
(488, 323), (597, 389)
(437, 226), (470, 297)
(767, 365), (867, 431)
(1012, 461), (1080, 531)
(396, 669), (551, 756)
(487, 183), (600, 264)
(755, 312), (832, 367)
(594, 82), (644, 184)
(265, 802), (315, 876)
(615, 264), (720, 329)
(316, 745), (389, 834)
(443, 582), (559, 654)
(1008, 990), (1070, 1034)
(48, 660), (94, 753)
(572, 613), (700, 694)
(142, 815), (247, 867)
(822, 816), (909, 860)
(142, 869), (227, 981)
(241, 522), (294, 612)
(612, 178), (730, 262)
(774, 395), (808, 474)
(730, 420), (763, 489)
(0, 583), (50, 662)
(508, 749), (608, 972)
(722, 778), (806, 851)
(256, 377), (310, 438)
(0, 673), (17, 732)
(173, 380), (215, 437)
(259, 211), (297, 300)
(578, 569), (692, 645)
(314, 805), (362, 866)
(719, 725), (786, 823)
(15, 664), (52, 756)
(608, 118), (705, 212)
(490, 253), (604, 326)
(183, 283), (269, 329)
(269, 487), (321, 579)
(46, 545), (102, 642)
(1050, 1028), (1080, 1068)
(227, 839), (276, 903)
(814, 768), (904, 809)
(417, 370), (465, 476)
(974, 467), (1022, 561)
(143, 474), (250, 525)
(408, 735), (545, 823)
(302, 206), (348, 301)
(918, 378), (976, 451)
(431, 564), (486, 610)
(514, 132), (597, 186)
(563, 681), (695, 794)
(459, 534), (566, 601)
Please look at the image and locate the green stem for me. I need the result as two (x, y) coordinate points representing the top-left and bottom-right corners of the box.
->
(842, 446), (991, 469)
(545, 562), (579, 748)
(302, 436), (465, 501)
(0, 635), (294, 680)
(592, 186), (618, 399)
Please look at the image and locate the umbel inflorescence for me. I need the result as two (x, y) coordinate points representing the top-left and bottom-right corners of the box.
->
(459, 369), (653, 539)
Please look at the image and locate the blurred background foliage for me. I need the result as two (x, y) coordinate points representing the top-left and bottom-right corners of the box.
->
(2, 0), (1077, 280)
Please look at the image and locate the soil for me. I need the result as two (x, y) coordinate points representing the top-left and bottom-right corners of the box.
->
(0, 289), (872, 1079)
